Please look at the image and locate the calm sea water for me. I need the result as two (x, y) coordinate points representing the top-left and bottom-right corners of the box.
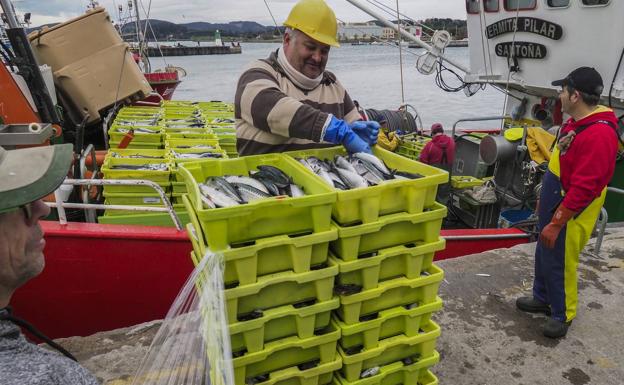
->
(149, 42), (504, 129)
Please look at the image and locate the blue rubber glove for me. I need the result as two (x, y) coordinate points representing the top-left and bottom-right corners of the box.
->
(323, 116), (372, 154)
(350, 121), (380, 146)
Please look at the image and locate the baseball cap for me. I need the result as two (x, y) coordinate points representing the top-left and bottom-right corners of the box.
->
(551, 66), (604, 97)
(431, 123), (444, 134)
(0, 144), (73, 213)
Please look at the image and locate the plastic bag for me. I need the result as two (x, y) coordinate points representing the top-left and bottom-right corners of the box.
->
(131, 251), (234, 385)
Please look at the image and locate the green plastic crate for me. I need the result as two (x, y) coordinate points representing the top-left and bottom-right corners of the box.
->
(336, 297), (443, 351)
(165, 132), (218, 141)
(99, 210), (189, 227)
(331, 352), (439, 385)
(171, 181), (187, 194)
(285, 147), (448, 225)
(101, 157), (171, 183)
(162, 126), (208, 134)
(336, 265), (444, 325)
(225, 258), (338, 324)
(180, 153), (336, 251)
(333, 239), (445, 290)
(338, 320), (440, 382)
(185, 195), (337, 284)
(230, 297), (340, 354)
(165, 138), (221, 150)
(108, 140), (163, 150)
(169, 147), (228, 163)
(103, 191), (166, 206)
(330, 204), (446, 261)
(247, 356), (341, 385)
(109, 125), (163, 143)
(104, 148), (167, 160)
(233, 321), (340, 385)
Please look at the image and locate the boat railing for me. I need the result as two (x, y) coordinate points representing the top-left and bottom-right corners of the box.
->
(46, 178), (183, 231)
(594, 186), (624, 254)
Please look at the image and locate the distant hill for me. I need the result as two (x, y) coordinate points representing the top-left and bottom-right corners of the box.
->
(30, 17), (466, 42)
(118, 19), (277, 41)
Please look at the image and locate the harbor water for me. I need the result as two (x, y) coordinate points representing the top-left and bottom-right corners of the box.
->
(152, 42), (504, 130)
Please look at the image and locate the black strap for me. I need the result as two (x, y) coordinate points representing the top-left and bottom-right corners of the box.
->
(0, 307), (77, 362)
(553, 119), (619, 152)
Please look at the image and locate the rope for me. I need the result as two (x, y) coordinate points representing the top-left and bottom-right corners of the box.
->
(263, 0), (283, 38)
(365, 108), (418, 133)
(0, 307), (77, 362)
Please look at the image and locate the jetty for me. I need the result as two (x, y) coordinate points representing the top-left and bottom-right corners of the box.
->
(56, 227), (624, 384)
(145, 45), (242, 57)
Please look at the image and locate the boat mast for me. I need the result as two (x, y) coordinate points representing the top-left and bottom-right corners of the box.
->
(131, 0), (150, 72)
(344, 0), (469, 74)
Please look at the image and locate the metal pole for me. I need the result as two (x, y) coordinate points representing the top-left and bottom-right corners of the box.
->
(442, 233), (530, 240)
(0, 0), (19, 28)
(593, 186), (624, 254)
(344, 0), (469, 73)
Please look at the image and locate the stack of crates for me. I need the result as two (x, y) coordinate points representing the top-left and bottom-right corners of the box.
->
(285, 147), (449, 385)
(161, 101), (226, 209)
(196, 101), (238, 158)
(180, 153), (343, 385)
(396, 134), (431, 161)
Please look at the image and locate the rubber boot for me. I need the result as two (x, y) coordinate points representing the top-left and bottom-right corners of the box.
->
(516, 297), (551, 315)
(543, 318), (571, 339)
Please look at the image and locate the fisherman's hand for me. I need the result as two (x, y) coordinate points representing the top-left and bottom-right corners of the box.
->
(350, 121), (380, 146)
(343, 130), (372, 154)
(323, 116), (372, 153)
(539, 222), (563, 249)
(539, 205), (576, 249)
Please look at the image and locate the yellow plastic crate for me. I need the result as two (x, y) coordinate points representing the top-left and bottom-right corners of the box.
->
(336, 265), (444, 325)
(286, 147), (448, 225)
(246, 356), (341, 385)
(108, 140), (163, 150)
(108, 125), (163, 143)
(337, 321), (440, 382)
(180, 154), (336, 251)
(333, 238), (445, 290)
(330, 204), (446, 262)
(233, 321), (340, 385)
(450, 175), (484, 189)
(336, 298), (443, 351)
(101, 157), (171, 183)
(332, 352), (439, 385)
(186, 195), (337, 285)
(225, 258), (338, 324)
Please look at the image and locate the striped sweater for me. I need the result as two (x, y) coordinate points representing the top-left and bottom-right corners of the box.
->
(235, 50), (360, 155)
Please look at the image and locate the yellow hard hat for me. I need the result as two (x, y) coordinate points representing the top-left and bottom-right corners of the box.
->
(284, 0), (340, 47)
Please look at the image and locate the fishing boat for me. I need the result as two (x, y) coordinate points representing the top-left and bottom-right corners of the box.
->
(1, 0), (623, 383)
(113, 0), (184, 103)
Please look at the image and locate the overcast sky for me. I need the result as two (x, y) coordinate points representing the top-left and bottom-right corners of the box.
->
(12, 0), (466, 27)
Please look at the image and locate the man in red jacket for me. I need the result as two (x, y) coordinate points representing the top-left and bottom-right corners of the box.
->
(419, 123), (455, 169)
(516, 67), (619, 338)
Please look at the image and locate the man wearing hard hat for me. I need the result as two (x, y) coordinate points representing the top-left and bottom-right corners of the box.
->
(235, 0), (379, 156)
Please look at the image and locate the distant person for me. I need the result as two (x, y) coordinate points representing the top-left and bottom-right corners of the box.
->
(0, 144), (98, 384)
(234, 0), (379, 155)
(419, 123), (455, 169)
(516, 67), (619, 338)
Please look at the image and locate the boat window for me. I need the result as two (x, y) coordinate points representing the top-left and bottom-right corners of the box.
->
(581, 0), (609, 6)
(546, 0), (569, 7)
(504, 0), (537, 10)
(484, 0), (500, 12)
(466, 0), (480, 14)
